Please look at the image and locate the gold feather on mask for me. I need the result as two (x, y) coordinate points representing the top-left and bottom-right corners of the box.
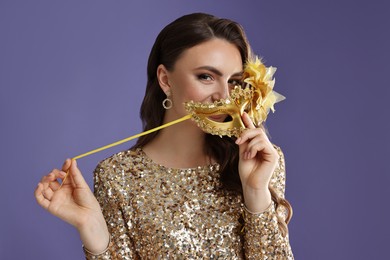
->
(242, 56), (285, 126)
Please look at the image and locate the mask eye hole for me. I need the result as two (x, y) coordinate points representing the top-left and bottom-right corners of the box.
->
(224, 115), (233, 122)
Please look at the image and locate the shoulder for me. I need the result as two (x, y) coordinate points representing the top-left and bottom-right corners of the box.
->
(93, 148), (144, 185)
(95, 148), (138, 169)
(92, 148), (147, 200)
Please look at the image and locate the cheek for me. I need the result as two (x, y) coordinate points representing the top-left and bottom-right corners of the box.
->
(180, 86), (212, 103)
(172, 77), (211, 102)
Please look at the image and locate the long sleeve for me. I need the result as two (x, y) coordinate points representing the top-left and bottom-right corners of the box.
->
(83, 159), (138, 260)
(243, 146), (294, 259)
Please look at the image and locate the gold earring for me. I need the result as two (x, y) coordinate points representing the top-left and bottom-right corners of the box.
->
(162, 97), (172, 109)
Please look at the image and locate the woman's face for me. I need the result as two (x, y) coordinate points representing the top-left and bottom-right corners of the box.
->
(162, 38), (243, 122)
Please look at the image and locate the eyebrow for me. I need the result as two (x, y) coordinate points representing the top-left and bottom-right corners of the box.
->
(194, 66), (243, 77)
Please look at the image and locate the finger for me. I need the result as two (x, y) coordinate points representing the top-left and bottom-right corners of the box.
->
(62, 159), (72, 172)
(48, 169), (67, 180)
(248, 141), (279, 162)
(242, 112), (256, 129)
(41, 169), (66, 190)
(236, 128), (267, 145)
(42, 186), (54, 201)
(40, 170), (57, 184)
(43, 170), (66, 188)
(59, 170), (72, 188)
(248, 141), (270, 160)
(40, 173), (54, 190)
(240, 137), (263, 160)
(59, 159), (72, 186)
(49, 180), (61, 191)
(35, 183), (50, 210)
(69, 159), (88, 188)
(245, 139), (264, 158)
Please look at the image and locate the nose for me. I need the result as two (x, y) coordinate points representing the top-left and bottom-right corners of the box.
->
(211, 82), (230, 102)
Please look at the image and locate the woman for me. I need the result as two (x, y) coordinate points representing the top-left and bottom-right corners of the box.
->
(35, 13), (294, 259)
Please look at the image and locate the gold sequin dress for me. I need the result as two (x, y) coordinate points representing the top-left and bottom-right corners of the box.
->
(83, 146), (293, 259)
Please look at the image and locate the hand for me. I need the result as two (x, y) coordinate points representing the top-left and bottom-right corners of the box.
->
(35, 159), (109, 253)
(235, 113), (279, 212)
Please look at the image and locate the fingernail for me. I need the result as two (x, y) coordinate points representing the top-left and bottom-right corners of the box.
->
(59, 171), (66, 177)
(235, 137), (241, 144)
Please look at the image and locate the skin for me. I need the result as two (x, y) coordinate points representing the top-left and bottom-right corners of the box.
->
(35, 38), (279, 254)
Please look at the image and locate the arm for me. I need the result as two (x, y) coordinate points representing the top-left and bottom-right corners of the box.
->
(83, 159), (138, 259)
(235, 113), (293, 259)
(242, 146), (294, 259)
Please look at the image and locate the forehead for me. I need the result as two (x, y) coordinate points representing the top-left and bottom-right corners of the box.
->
(174, 38), (243, 72)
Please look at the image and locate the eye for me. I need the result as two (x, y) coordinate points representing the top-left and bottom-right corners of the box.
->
(197, 73), (214, 82)
(228, 78), (242, 87)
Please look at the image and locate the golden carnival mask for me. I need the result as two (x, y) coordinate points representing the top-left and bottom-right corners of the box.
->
(185, 56), (285, 137)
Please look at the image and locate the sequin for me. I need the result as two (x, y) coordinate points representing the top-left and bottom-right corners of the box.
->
(83, 147), (293, 259)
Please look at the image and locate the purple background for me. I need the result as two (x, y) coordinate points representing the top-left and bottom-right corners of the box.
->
(1, 0), (389, 259)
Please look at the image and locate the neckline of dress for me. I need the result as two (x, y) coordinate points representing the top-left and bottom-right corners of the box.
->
(135, 147), (220, 172)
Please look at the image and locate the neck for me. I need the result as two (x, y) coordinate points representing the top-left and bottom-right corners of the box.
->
(142, 118), (210, 168)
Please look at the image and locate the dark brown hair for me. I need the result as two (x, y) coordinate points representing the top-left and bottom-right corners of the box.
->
(132, 13), (292, 235)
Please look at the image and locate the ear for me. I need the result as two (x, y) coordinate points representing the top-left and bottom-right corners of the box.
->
(157, 64), (171, 95)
